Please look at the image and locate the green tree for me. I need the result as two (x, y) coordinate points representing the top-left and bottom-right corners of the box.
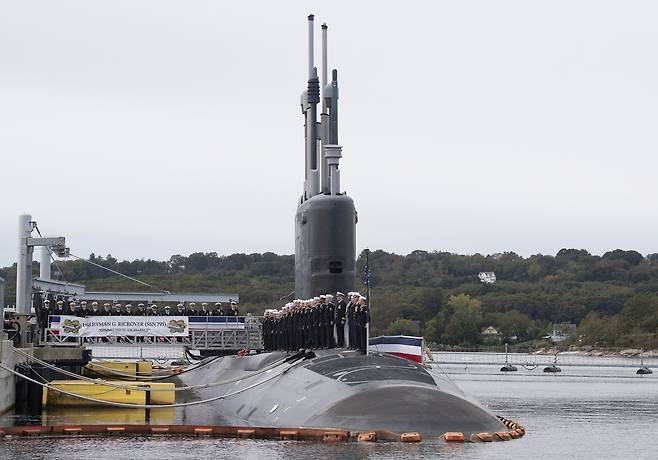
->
(443, 294), (482, 345)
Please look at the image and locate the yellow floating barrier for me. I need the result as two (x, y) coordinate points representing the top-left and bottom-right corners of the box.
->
(83, 361), (154, 379)
(43, 380), (175, 407)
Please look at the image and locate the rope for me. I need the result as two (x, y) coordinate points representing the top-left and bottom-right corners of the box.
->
(13, 347), (217, 381)
(77, 357), (221, 381)
(13, 348), (295, 393)
(68, 253), (166, 292)
(1, 357), (303, 409)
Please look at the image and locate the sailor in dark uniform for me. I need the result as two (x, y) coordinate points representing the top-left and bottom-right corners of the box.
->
(186, 302), (197, 317)
(315, 299), (323, 348)
(112, 303), (122, 316)
(213, 302), (225, 316)
(102, 303), (112, 315)
(163, 305), (172, 316)
(135, 303), (146, 316)
(37, 298), (50, 340)
(335, 292), (347, 347)
(346, 293), (356, 349)
(228, 301), (239, 316)
(149, 304), (159, 316)
(325, 294), (336, 348)
(124, 304), (133, 316)
(176, 303), (186, 316)
(79, 301), (89, 317)
(262, 311), (270, 351)
(53, 300), (64, 316)
(68, 302), (79, 317)
(199, 303), (210, 316)
(357, 296), (370, 353)
(90, 301), (100, 316)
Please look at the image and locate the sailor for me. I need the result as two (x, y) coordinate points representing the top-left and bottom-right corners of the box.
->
(357, 296), (370, 353)
(68, 301), (78, 316)
(346, 293), (356, 349)
(136, 303), (146, 316)
(199, 302), (209, 316)
(292, 301), (301, 350)
(213, 302), (225, 316)
(37, 298), (50, 338)
(79, 301), (89, 317)
(90, 301), (100, 316)
(52, 299), (64, 316)
(176, 303), (186, 316)
(335, 292), (347, 347)
(112, 303), (122, 316)
(228, 301), (239, 316)
(185, 302), (197, 317)
(325, 294), (336, 348)
(102, 303), (111, 315)
(312, 300), (322, 349)
(125, 304), (133, 316)
(163, 305), (172, 316)
(149, 304), (159, 316)
(262, 311), (270, 351)
(317, 296), (328, 348)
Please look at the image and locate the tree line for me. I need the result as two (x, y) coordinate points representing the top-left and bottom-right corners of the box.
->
(1, 248), (657, 349)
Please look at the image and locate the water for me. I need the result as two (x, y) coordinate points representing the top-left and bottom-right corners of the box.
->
(1, 360), (657, 459)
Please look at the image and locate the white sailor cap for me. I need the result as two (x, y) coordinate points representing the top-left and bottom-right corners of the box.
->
(336, 292), (345, 297)
(44, 299), (50, 304)
(81, 301), (87, 305)
(125, 304), (132, 308)
(319, 295), (326, 300)
(177, 303), (184, 307)
(103, 303), (110, 307)
(215, 302), (222, 306)
(91, 301), (99, 306)
(57, 300), (64, 305)
(230, 300), (237, 305)
(201, 302), (208, 306)
(189, 302), (196, 306)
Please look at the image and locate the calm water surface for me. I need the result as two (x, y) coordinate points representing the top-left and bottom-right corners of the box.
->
(1, 362), (656, 459)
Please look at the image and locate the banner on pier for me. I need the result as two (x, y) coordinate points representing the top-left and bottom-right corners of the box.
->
(50, 315), (189, 337)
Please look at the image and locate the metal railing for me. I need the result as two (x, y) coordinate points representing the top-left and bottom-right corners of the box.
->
(44, 315), (263, 351)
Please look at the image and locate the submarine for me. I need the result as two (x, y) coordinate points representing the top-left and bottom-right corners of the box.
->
(178, 15), (510, 438)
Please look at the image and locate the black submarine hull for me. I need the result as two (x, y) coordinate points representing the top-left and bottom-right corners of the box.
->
(178, 350), (506, 436)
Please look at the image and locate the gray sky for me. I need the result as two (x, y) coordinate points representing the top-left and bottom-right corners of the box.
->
(1, 1), (657, 266)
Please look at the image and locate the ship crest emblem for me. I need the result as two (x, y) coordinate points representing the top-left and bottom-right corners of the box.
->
(61, 318), (82, 334)
(168, 319), (187, 334)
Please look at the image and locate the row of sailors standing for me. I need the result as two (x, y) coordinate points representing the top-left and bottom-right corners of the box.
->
(262, 291), (370, 353)
(41, 299), (240, 318)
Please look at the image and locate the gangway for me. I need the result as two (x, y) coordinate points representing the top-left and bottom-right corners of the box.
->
(45, 315), (263, 355)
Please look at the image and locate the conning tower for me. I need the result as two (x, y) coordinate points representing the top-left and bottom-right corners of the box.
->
(295, 15), (357, 299)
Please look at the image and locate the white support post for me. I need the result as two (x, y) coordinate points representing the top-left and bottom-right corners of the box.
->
(16, 214), (34, 315)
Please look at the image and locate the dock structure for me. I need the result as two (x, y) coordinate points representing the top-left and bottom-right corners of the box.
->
(431, 350), (658, 369)
(44, 315), (263, 356)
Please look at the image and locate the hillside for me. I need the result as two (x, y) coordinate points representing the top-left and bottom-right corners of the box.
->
(2, 249), (657, 348)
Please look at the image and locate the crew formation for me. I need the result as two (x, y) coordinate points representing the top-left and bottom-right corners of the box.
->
(262, 292), (370, 353)
(37, 295), (240, 318)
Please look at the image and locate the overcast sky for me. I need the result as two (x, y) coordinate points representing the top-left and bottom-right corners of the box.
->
(1, 1), (657, 267)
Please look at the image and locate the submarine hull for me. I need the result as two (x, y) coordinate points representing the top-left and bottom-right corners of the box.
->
(177, 350), (505, 436)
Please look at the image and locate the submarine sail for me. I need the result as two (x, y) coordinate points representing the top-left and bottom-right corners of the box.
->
(294, 15), (357, 299)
